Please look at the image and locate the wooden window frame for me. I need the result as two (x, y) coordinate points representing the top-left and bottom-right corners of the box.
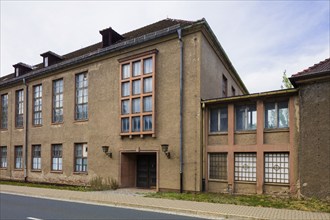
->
(208, 153), (228, 180)
(0, 146), (7, 169)
(75, 72), (88, 121)
(119, 50), (157, 137)
(264, 101), (289, 129)
(32, 84), (43, 126)
(31, 145), (41, 171)
(52, 79), (64, 124)
(14, 145), (23, 170)
(0, 94), (8, 129)
(15, 90), (24, 128)
(74, 143), (88, 173)
(51, 144), (62, 172)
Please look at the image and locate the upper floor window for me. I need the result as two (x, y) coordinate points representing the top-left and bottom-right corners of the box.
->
(232, 86), (236, 96)
(15, 68), (19, 77)
(15, 90), (24, 128)
(0, 146), (7, 168)
(33, 85), (42, 126)
(119, 52), (156, 136)
(1, 94), (8, 129)
(15, 146), (23, 169)
(75, 73), (88, 120)
(222, 75), (228, 97)
(32, 145), (41, 170)
(265, 101), (289, 129)
(210, 107), (228, 132)
(52, 79), (63, 123)
(235, 104), (256, 131)
(75, 143), (87, 172)
(51, 144), (62, 171)
(44, 57), (49, 67)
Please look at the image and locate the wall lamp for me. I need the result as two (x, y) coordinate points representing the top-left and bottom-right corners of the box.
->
(161, 144), (171, 159)
(102, 146), (112, 158)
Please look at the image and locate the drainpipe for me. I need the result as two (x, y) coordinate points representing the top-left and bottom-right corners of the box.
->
(177, 29), (184, 193)
(23, 78), (28, 182)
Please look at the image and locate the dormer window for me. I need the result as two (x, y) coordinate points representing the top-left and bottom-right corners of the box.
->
(13, 62), (32, 77)
(15, 68), (19, 77)
(44, 57), (49, 67)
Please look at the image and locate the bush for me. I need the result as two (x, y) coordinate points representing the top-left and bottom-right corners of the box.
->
(89, 176), (118, 191)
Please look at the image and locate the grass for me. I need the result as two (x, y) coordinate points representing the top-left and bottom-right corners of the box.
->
(146, 192), (330, 213)
(0, 180), (89, 192)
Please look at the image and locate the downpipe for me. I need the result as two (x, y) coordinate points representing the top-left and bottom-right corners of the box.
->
(23, 78), (28, 182)
(178, 29), (184, 193)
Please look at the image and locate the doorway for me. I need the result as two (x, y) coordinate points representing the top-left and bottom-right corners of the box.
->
(136, 154), (156, 188)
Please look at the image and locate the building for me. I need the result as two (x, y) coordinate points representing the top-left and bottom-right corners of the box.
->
(289, 58), (330, 200)
(0, 18), (248, 192)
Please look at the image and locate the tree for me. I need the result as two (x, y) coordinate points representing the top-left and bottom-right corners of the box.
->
(281, 70), (293, 89)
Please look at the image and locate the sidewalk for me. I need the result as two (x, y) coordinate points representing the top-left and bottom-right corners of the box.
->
(1, 184), (329, 220)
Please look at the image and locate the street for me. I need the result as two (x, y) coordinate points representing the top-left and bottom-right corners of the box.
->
(0, 193), (205, 220)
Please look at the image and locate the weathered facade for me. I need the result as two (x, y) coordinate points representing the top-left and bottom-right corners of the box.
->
(0, 18), (247, 192)
(290, 58), (330, 200)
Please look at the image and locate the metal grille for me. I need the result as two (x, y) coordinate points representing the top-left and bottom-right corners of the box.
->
(265, 153), (289, 184)
(209, 153), (227, 180)
(234, 153), (256, 182)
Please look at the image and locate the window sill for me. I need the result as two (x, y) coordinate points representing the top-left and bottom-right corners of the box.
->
(51, 122), (64, 126)
(13, 169), (23, 171)
(235, 130), (256, 134)
(15, 127), (24, 130)
(234, 181), (256, 184)
(73, 172), (88, 175)
(74, 119), (89, 123)
(31, 169), (42, 172)
(264, 128), (289, 133)
(32, 125), (43, 128)
(0, 128), (8, 131)
(208, 179), (228, 183)
(264, 182), (290, 186)
(0, 167), (8, 170)
(50, 171), (63, 174)
(208, 132), (228, 136)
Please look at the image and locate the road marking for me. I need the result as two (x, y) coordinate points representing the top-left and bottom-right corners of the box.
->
(27, 217), (43, 220)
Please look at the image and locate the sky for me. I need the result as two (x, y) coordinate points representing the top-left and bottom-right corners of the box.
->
(1, 1), (329, 93)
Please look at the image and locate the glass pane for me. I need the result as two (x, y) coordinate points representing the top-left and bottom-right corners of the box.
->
(143, 58), (153, 74)
(143, 96), (152, 112)
(132, 61), (141, 77)
(235, 106), (245, 131)
(132, 80), (141, 95)
(122, 82), (130, 97)
(210, 109), (218, 132)
(122, 64), (130, 79)
(265, 103), (276, 128)
(220, 108), (228, 132)
(121, 100), (130, 114)
(247, 106), (257, 130)
(132, 98), (140, 113)
(278, 102), (289, 128)
(144, 78), (152, 93)
(143, 115), (152, 131)
(132, 116), (140, 132)
(121, 118), (129, 132)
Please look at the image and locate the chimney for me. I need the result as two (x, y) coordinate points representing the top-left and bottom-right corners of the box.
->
(99, 27), (124, 48)
(40, 51), (63, 67)
(13, 62), (33, 77)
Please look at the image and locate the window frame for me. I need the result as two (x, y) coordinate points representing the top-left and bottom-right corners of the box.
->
(75, 72), (88, 121)
(51, 144), (62, 172)
(264, 101), (289, 129)
(0, 146), (7, 169)
(52, 78), (64, 124)
(222, 75), (228, 97)
(234, 152), (257, 182)
(31, 145), (41, 171)
(14, 146), (23, 170)
(119, 50), (157, 137)
(15, 89), (24, 128)
(74, 143), (88, 173)
(235, 104), (257, 131)
(32, 84), (43, 126)
(209, 106), (228, 133)
(208, 153), (228, 181)
(0, 94), (8, 129)
(264, 152), (289, 184)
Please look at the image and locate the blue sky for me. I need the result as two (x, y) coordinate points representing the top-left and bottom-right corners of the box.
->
(1, 1), (329, 93)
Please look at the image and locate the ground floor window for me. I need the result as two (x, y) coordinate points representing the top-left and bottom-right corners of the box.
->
(0, 146), (7, 168)
(209, 153), (227, 180)
(15, 146), (23, 169)
(265, 153), (289, 184)
(75, 143), (87, 172)
(51, 144), (62, 171)
(234, 153), (256, 182)
(32, 145), (41, 170)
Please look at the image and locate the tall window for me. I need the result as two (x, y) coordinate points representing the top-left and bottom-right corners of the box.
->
(265, 153), (289, 184)
(120, 52), (156, 136)
(0, 146), (7, 168)
(265, 101), (289, 129)
(232, 86), (236, 96)
(33, 85), (42, 125)
(16, 90), (24, 127)
(1, 94), (8, 129)
(222, 75), (228, 97)
(74, 143), (88, 172)
(210, 107), (228, 132)
(209, 153), (227, 180)
(32, 145), (41, 170)
(15, 146), (23, 169)
(51, 144), (62, 171)
(234, 153), (256, 182)
(75, 73), (88, 120)
(236, 105), (257, 131)
(52, 79), (63, 123)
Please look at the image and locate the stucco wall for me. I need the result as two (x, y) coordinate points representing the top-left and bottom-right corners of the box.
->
(299, 80), (330, 199)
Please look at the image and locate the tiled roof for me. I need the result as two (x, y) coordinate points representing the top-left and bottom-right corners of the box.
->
(292, 58), (330, 77)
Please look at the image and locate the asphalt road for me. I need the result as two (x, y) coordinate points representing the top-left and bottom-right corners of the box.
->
(0, 193), (205, 220)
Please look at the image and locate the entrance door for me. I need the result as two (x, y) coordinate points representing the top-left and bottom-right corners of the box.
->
(136, 154), (156, 188)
